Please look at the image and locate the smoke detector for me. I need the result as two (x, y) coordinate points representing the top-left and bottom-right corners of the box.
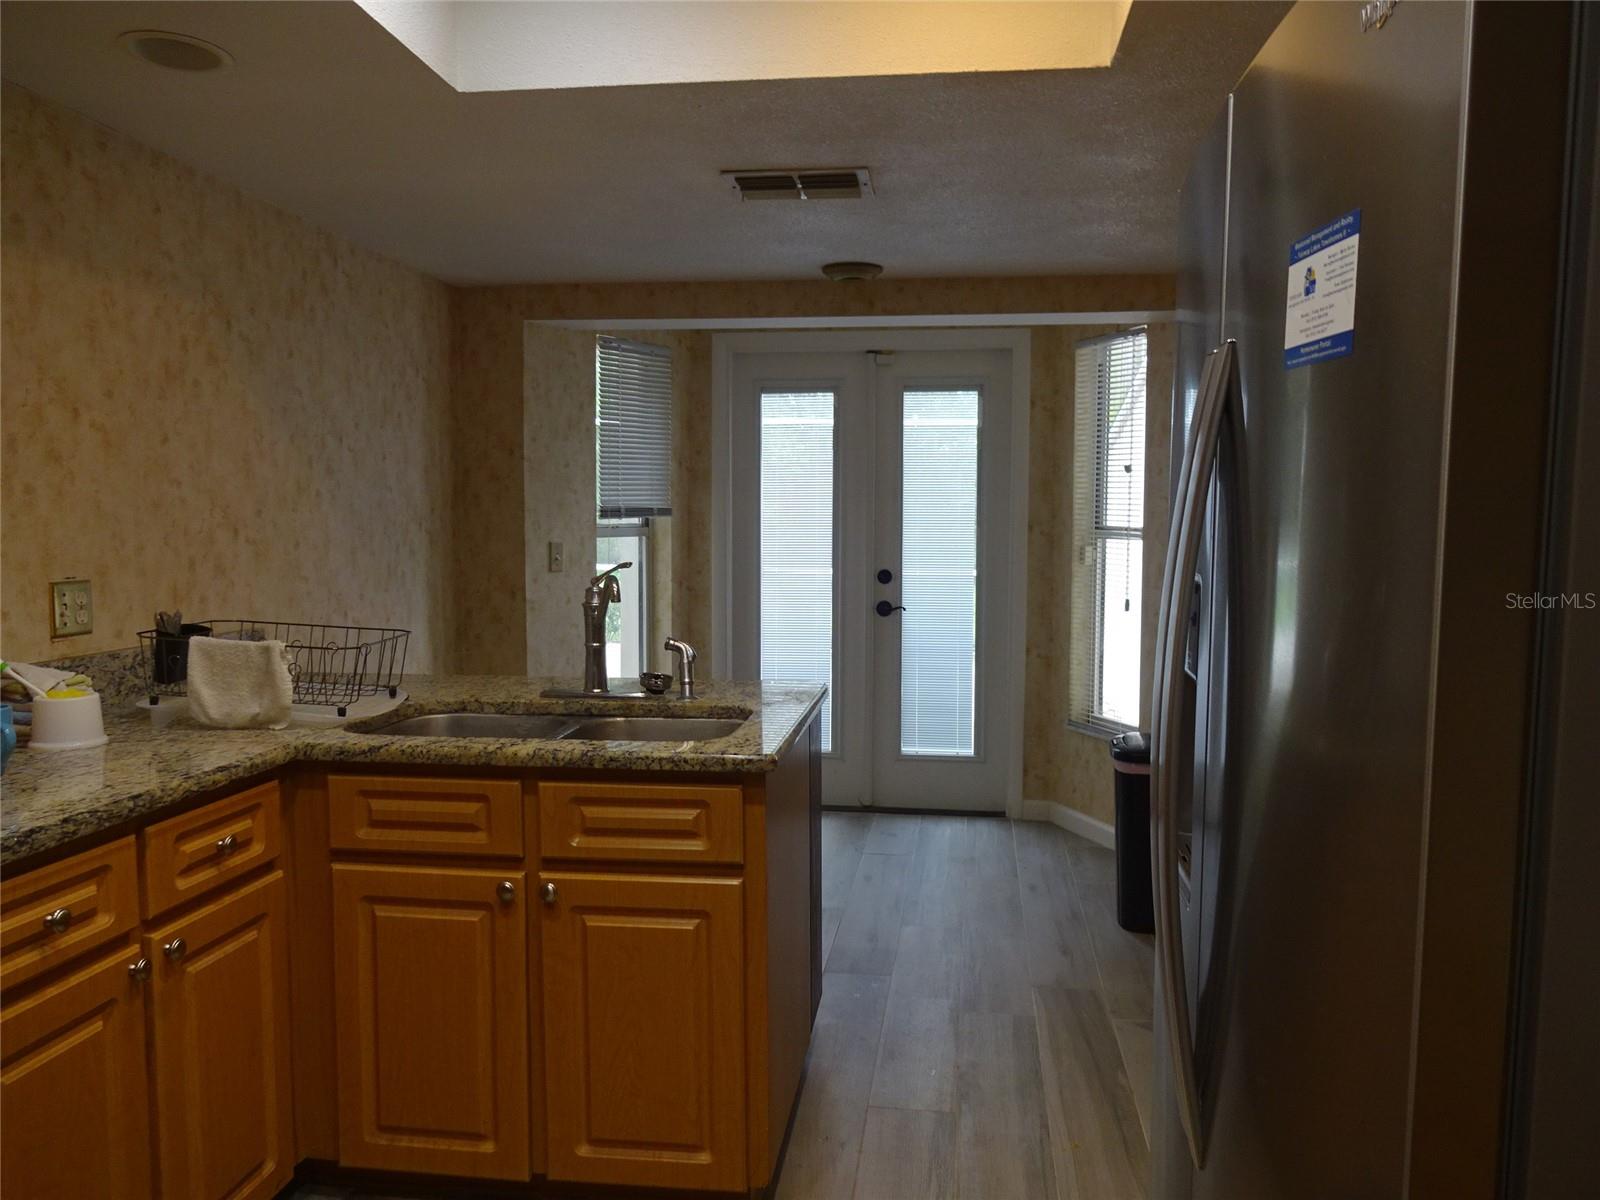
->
(118, 30), (234, 72)
(822, 262), (884, 282)
(724, 168), (873, 201)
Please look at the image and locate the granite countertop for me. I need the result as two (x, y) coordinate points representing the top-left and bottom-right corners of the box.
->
(0, 675), (825, 869)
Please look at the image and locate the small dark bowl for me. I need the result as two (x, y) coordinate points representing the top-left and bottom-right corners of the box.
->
(639, 671), (672, 695)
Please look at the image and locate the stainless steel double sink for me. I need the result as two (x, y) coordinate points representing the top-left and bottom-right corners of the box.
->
(364, 712), (746, 743)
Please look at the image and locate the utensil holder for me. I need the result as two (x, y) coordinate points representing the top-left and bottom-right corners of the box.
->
(152, 623), (214, 685)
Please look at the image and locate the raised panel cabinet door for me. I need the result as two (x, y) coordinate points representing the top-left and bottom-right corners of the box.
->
(1, 946), (154, 1200)
(331, 863), (530, 1180)
(145, 869), (293, 1200)
(541, 871), (747, 1193)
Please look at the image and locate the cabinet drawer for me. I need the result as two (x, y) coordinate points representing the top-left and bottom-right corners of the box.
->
(141, 782), (282, 920)
(329, 775), (524, 858)
(540, 781), (743, 866)
(1, 838), (139, 993)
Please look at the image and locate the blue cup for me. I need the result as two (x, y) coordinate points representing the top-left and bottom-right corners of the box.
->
(0, 704), (15, 772)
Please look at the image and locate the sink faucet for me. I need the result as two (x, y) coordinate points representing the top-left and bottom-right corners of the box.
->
(664, 637), (697, 699)
(582, 563), (631, 693)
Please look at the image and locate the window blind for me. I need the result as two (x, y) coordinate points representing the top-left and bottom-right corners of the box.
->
(1070, 329), (1148, 729)
(596, 335), (673, 518)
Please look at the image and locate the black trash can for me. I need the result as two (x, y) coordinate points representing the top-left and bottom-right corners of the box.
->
(1109, 731), (1154, 933)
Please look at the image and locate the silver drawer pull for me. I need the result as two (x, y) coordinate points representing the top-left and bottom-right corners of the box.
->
(540, 882), (558, 906)
(215, 833), (238, 856)
(162, 938), (187, 961)
(497, 880), (517, 904)
(128, 957), (152, 983)
(42, 907), (72, 934)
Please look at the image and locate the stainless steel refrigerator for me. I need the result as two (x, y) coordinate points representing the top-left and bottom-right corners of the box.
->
(1154, 2), (1585, 1197)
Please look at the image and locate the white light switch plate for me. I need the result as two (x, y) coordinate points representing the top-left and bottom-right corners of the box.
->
(50, 578), (93, 637)
(548, 541), (565, 572)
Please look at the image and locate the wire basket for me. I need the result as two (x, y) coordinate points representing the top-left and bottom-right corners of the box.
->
(137, 620), (409, 716)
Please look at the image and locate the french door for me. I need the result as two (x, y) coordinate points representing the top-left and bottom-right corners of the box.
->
(728, 344), (1016, 811)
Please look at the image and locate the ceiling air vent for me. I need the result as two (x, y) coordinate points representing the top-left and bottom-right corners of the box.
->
(724, 168), (873, 201)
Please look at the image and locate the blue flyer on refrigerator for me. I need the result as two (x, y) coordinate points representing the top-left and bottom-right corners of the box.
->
(1284, 209), (1360, 369)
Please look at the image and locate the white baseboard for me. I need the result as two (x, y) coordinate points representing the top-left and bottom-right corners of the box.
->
(1021, 798), (1117, 849)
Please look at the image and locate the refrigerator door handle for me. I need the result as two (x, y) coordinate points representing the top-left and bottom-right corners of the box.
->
(1151, 339), (1237, 1169)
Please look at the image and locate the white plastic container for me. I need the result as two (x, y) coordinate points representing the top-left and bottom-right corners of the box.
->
(30, 692), (109, 750)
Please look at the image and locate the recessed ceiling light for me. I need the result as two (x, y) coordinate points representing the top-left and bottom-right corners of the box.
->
(117, 30), (234, 72)
(822, 262), (885, 282)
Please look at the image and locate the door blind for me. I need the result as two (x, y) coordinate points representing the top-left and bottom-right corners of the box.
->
(901, 387), (980, 756)
(759, 390), (835, 751)
(596, 336), (673, 518)
(1071, 329), (1148, 728)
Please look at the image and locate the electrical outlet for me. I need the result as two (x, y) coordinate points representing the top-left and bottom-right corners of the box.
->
(548, 541), (565, 572)
(50, 578), (93, 638)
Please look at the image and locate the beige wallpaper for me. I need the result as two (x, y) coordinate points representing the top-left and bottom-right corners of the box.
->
(449, 288), (528, 673)
(520, 324), (596, 676)
(1, 84), (454, 668)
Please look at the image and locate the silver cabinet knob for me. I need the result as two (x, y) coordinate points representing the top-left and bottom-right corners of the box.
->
(162, 937), (187, 961)
(539, 882), (558, 906)
(128, 957), (152, 983)
(42, 907), (72, 934)
(215, 833), (238, 856)
(497, 880), (517, 904)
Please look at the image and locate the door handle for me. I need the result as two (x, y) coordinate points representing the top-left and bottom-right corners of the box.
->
(1150, 338), (1236, 1169)
(875, 601), (907, 617)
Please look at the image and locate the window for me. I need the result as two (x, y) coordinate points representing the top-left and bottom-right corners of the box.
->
(596, 336), (672, 676)
(1071, 329), (1148, 730)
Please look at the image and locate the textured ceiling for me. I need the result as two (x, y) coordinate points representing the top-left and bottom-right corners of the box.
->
(0, 0), (1286, 285)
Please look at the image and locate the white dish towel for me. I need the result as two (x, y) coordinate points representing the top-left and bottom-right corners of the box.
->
(186, 636), (294, 729)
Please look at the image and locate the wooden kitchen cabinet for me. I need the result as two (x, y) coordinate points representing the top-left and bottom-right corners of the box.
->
(145, 868), (294, 1200)
(330, 863), (530, 1180)
(0, 945), (154, 1200)
(540, 870), (747, 1193)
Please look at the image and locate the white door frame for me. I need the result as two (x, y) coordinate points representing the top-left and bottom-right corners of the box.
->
(712, 328), (1031, 818)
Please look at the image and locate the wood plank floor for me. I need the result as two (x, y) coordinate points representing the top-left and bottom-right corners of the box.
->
(777, 813), (1154, 1200)
(288, 814), (1153, 1200)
